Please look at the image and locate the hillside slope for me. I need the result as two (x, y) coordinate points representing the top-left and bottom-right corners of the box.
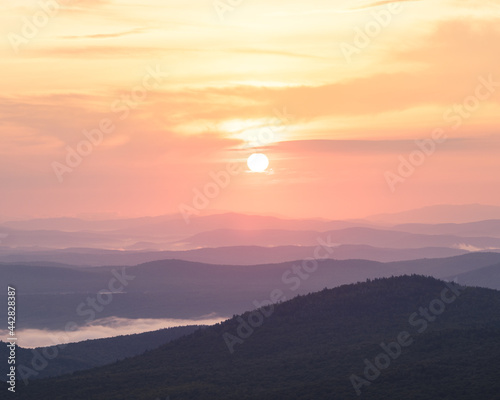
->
(0, 325), (201, 382)
(18, 275), (500, 400)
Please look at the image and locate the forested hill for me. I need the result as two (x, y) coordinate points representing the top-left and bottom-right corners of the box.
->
(0, 325), (202, 381)
(17, 275), (500, 400)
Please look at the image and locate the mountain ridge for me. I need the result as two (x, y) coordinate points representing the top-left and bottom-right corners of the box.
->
(17, 275), (500, 399)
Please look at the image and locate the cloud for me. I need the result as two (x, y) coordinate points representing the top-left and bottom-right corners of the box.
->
(265, 0), (420, 16)
(0, 315), (226, 348)
(389, 18), (500, 74)
(452, 243), (498, 252)
(20, 43), (323, 61)
(173, 18), (500, 120)
(22, 45), (167, 59)
(270, 139), (455, 153)
(346, 0), (422, 10)
(61, 28), (150, 40)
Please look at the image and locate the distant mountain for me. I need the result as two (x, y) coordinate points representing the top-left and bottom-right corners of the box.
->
(0, 325), (201, 381)
(18, 276), (500, 399)
(0, 212), (371, 242)
(4, 209), (500, 250)
(445, 263), (500, 291)
(0, 244), (469, 266)
(391, 219), (500, 238)
(0, 215), (178, 232)
(0, 227), (124, 249)
(0, 213), (377, 251)
(368, 204), (500, 224)
(3, 253), (500, 330)
(179, 227), (500, 249)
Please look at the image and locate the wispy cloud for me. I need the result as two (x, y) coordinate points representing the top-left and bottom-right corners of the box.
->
(265, 0), (421, 16)
(61, 27), (150, 40)
(0, 315), (226, 348)
(347, 0), (422, 11)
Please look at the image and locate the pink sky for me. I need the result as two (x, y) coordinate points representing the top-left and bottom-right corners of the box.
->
(1, 0), (500, 220)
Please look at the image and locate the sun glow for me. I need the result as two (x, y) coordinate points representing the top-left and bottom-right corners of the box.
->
(247, 153), (270, 172)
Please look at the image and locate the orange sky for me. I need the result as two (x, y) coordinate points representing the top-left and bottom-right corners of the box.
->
(1, 0), (500, 220)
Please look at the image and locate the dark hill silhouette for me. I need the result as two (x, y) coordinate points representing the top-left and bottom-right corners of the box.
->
(18, 275), (500, 400)
(3, 253), (500, 330)
(0, 325), (201, 381)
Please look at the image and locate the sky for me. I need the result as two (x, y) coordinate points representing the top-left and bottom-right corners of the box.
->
(1, 0), (500, 220)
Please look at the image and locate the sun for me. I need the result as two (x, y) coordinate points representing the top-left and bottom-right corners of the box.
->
(247, 153), (269, 173)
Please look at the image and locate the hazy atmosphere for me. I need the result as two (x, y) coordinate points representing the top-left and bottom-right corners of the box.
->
(2, 0), (500, 220)
(1, 1), (500, 399)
